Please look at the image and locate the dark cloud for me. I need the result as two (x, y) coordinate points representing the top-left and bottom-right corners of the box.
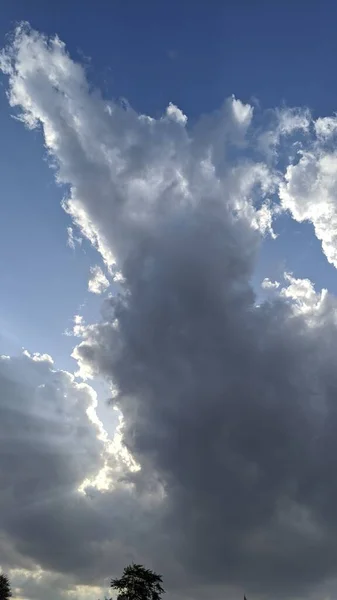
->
(75, 197), (337, 598)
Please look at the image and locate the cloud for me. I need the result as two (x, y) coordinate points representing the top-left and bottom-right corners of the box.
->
(0, 23), (276, 274)
(166, 103), (187, 126)
(261, 277), (280, 290)
(67, 226), (82, 250)
(314, 115), (337, 140)
(4, 22), (337, 600)
(8, 567), (103, 600)
(0, 351), (104, 573)
(88, 266), (109, 295)
(280, 273), (333, 321)
(0, 350), (165, 595)
(277, 106), (311, 136)
(279, 149), (337, 268)
(258, 106), (311, 159)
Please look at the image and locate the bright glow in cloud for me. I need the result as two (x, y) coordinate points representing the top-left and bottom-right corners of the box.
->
(166, 102), (187, 125)
(231, 95), (254, 128)
(88, 266), (109, 294)
(279, 150), (337, 268)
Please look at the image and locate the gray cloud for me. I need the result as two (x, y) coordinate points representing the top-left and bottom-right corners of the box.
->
(76, 217), (337, 598)
(0, 352), (176, 589)
(0, 352), (103, 572)
(3, 23), (337, 600)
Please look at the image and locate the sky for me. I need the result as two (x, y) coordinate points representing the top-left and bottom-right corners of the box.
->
(3, 1), (337, 600)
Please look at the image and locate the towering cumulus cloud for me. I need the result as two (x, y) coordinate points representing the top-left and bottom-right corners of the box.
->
(3, 23), (337, 600)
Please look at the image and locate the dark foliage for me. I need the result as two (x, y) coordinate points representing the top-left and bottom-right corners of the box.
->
(111, 564), (165, 600)
(0, 574), (12, 600)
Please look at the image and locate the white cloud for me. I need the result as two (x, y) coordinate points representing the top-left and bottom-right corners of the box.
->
(166, 102), (187, 125)
(262, 277), (280, 290)
(258, 106), (311, 159)
(277, 106), (311, 136)
(279, 150), (337, 268)
(0, 23), (277, 281)
(314, 115), (337, 139)
(231, 95), (254, 128)
(67, 226), (82, 250)
(280, 272), (336, 324)
(88, 266), (109, 294)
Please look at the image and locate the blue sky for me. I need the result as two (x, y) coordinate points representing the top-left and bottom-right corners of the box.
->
(3, 3), (337, 600)
(2, 0), (337, 115)
(2, 0), (337, 116)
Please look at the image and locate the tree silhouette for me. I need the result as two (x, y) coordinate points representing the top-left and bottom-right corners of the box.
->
(111, 564), (165, 600)
(0, 574), (12, 600)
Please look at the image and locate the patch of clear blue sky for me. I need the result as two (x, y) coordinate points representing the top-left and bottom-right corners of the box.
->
(1, 0), (337, 368)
